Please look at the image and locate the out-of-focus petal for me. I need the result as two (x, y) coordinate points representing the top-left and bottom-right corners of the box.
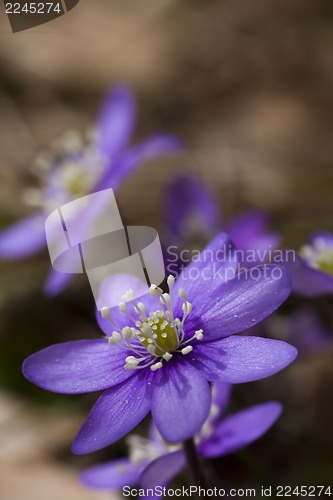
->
(287, 306), (331, 352)
(308, 232), (333, 247)
(97, 134), (182, 192)
(151, 360), (211, 443)
(211, 381), (232, 418)
(199, 402), (282, 457)
(80, 458), (141, 490)
(192, 336), (297, 383)
(22, 340), (133, 393)
(0, 212), (46, 259)
(95, 86), (136, 159)
(72, 370), (153, 454)
(44, 268), (75, 297)
(163, 175), (220, 241)
(227, 210), (280, 266)
(139, 451), (186, 489)
(284, 252), (333, 297)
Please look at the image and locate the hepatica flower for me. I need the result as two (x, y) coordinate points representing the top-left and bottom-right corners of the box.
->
(80, 383), (282, 491)
(22, 233), (297, 454)
(0, 86), (180, 295)
(285, 232), (333, 297)
(163, 174), (280, 275)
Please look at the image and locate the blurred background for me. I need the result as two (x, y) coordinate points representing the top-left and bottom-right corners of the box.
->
(0, 0), (333, 498)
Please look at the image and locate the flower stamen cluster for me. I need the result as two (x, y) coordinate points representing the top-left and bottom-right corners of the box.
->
(300, 237), (333, 275)
(101, 275), (204, 372)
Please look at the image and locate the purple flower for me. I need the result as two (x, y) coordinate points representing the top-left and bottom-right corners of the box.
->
(80, 382), (282, 491)
(163, 174), (280, 275)
(0, 86), (180, 296)
(245, 305), (332, 355)
(284, 232), (333, 297)
(22, 233), (296, 454)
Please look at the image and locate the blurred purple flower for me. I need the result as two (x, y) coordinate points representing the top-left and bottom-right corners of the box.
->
(80, 382), (282, 491)
(244, 305), (332, 354)
(286, 306), (331, 353)
(23, 233), (296, 454)
(163, 174), (280, 275)
(284, 232), (333, 297)
(0, 86), (181, 296)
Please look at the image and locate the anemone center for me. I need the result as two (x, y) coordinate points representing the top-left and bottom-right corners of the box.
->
(60, 163), (94, 197)
(139, 316), (179, 356)
(315, 251), (333, 275)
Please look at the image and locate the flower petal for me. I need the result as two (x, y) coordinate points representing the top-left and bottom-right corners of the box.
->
(287, 306), (331, 352)
(97, 134), (182, 192)
(163, 175), (220, 241)
(95, 86), (136, 159)
(211, 381), (231, 418)
(173, 233), (238, 315)
(284, 253), (333, 297)
(193, 264), (291, 342)
(22, 340), (133, 394)
(151, 360), (211, 443)
(227, 210), (280, 253)
(193, 336), (297, 383)
(199, 402), (282, 457)
(72, 370), (153, 454)
(44, 268), (74, 297)
(308, 231), (333, 247)
(139, 451), (186, 489)
(80, 458), (141, 490)
(0, 212), (46, 259)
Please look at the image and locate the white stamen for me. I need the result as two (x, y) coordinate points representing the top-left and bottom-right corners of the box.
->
(195, 329), (204, 340)
(122, 289), (134, 301)
(151, 361), (163, 371)
(122, 327), (133, 341)
(181, 345), (193, 355)
(147, 345), (156, 355)
(163, 352), (173, 361)
(101, 307), (110, 319)
(119, 302), (127, 313)
(182, 301), (192, 314)
(179, 289), (187, 300)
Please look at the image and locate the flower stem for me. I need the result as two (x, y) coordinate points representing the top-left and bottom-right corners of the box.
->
(183, 437), (207, 490)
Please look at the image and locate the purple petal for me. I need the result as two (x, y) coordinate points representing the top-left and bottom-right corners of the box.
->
(151, 360), (211, 443)
(227, 211), (268, 244)
(44, 268), (74, 297)
(95, 86), (136, 159)
(193, 336), (297, 383)
(97, 134), (182, 192)
(0, 212), (46, 259)
(308, 231), (333, 247)
(287, 306), (331, 353)
(284, 253), (333, 297)
(227, 210), (280, 265)
(192, 264), (291, 342)
(173, 233), (238, 315)
(139, 451), (186, 489)
(199, 402), (282, 457)
(22, 340), (133, 394)
(211, 381), (232, 418)
(72, 370), (153, 454)
(163, 175), (220, 241)
(80, 458), (142, 490)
